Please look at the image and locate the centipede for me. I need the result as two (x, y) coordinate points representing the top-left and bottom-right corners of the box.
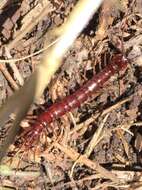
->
(19, 54), (128, 149)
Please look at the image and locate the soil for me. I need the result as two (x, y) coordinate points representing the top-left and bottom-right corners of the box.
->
(0, 0), (142, 189)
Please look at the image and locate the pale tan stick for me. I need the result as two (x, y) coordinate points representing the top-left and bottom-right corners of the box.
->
(4, 47), (24, 86)
(0, 0), (101, 122)
(0, 164), (39, 178)
(0, 63), (19, 90)
(0, 0), (104, 162)
(0, 0), (8, 12)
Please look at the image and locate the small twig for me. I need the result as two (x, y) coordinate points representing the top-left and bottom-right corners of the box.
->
(0, 0), (8, 12)
(0, 37), (60, 63)
(70, 96), (132, 134)
(7, 1), (52, 50)
(130, 121), (142, 127)
(0, 164), (39, 178)
(53, 142), (119, 183)
(4, 47), (24, 86)
(85, 114), (109, 157)
(0, 63), (19, 90)
(70, 114), (109, 178)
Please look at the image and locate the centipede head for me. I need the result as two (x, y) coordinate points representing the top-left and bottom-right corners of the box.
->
(12, 125), (42, 157)
(24, 124), (46, 150)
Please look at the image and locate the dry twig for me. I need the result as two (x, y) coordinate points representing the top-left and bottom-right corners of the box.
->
(70, 96), (132, 135)
(51, 141), (119, 183)
(0, 64), (19, 91)
(85, 114), (109, 157)
(7, 1), (52, 50)
(4, 47), (24, 86)
(0, 0), (8, 12)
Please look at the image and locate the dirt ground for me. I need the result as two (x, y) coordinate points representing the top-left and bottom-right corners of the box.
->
(0, 0), (142, 189)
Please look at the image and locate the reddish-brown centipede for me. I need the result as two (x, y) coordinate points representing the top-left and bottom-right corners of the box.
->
(20, 54), (128, 148)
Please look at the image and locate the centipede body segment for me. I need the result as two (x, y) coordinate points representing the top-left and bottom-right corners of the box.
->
(22, 54), (128, 148)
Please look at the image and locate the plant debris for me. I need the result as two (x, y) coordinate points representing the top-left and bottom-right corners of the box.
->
(0, 0), (142, 189)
